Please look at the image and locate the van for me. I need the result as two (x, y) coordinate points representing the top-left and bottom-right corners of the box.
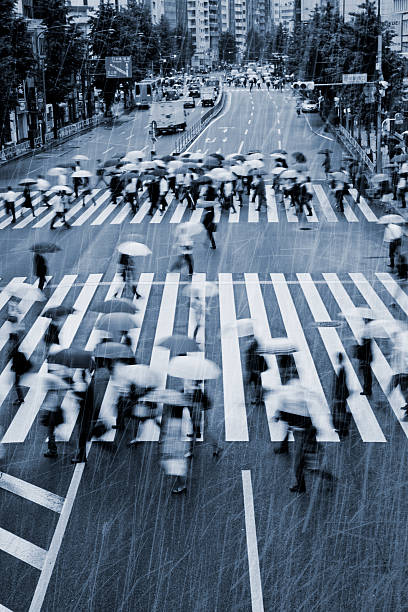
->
(150, 102), (186, 135)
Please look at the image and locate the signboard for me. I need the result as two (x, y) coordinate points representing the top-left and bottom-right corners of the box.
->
(105, 56), (132, 79)
(342, 73), (367, 84)
(387, 13), (402, 52)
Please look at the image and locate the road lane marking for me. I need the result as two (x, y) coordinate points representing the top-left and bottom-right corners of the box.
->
(55, 190), (101, 226)
(248, 120), (252, 125)
(185, 92), (232, 152)
(103, 146), (114, 154)
(242, 471), (264, 612)
(298, 273), (385, 442)
(110, 202), (131, 224)
(284, 200), (298, 222)
(312, 185), (338, 222)
(89, 198), (119, 226)
(0, 473), (64, 513)
(219, 273), (248, 441)
(238, 140), (244, 154)
(244, 129), (248, 135)
(248, 199), (259, 222)
(130, 200), (150, 223)
(0, 277), (26, 311)
(343, 201), (359, 222)
(228, 206), (240, 223)
(0, 527), (47, 571)
(376, 273), (408, 314)
(349, 188), (378, 222)
(170, 201), (187, 223)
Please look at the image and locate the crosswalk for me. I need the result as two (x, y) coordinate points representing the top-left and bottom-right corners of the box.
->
(0, 184), (383, 230)
(0, 271), (407, 447)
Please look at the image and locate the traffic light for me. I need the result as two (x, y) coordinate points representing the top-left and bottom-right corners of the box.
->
(292, 81), (315, 91)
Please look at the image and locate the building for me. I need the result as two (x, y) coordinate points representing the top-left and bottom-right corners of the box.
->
(247, 0), (271, 35)
(188, 0), (212, 67)
(66, 0), (129, 29)
(273, 0), (294, 27)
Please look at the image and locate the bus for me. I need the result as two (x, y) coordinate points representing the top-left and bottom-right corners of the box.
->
(133, 78), (161, 109)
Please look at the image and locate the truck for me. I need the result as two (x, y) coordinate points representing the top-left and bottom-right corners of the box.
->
(150, 102), (187, 135)
(201, 87), (216, 107)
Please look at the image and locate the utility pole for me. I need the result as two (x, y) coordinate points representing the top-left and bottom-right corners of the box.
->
(376, 0), (383, 172)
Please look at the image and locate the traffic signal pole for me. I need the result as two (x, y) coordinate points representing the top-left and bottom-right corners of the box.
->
(376, 0), (383, 172)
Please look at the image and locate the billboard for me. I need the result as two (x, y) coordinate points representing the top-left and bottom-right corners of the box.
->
(105, 56), (132, 79)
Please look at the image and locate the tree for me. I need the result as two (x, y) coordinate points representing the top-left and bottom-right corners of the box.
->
(218, 31), (237, 64)
(0, 1), (34, 146)
(245, 28), (264, 62)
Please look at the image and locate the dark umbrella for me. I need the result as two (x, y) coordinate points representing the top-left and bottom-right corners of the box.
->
(209, 152), (225, 161)
(91, 298), (139, 315)
(161, 155), (175, 163)
(19, 178), (37, 186)
(104, 159), (121, 168)
(203, 156), (221, 169)
(158, 334), (200, 356)
(193, 175), (212, 185)
(30, 242), (61, 254)
(271, 149), (288, 155)
(94, 342), (134, 360)
(43, 305), (77, 319)
(292, 152), (307, 163)
(96, 312), (140, 333)
(48, 348), (94, 369)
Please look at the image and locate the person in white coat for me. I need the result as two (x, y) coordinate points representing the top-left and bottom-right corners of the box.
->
(50, 191), (70, 229)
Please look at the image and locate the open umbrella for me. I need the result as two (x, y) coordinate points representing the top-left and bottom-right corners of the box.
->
(48, 167), (66, 176)
(372, 173), (390, 184)
(142, 389), (191, 406)
(247, 152), (264, 161)
(119, 364), (161, 388)
(71, 170), (93, 178)
(30, 242), (61, 254)
(246, 159), (264, 170)
(154, 159), (167, 169)
(103, 158), (120, 168)
(231, 165), (248, 177)
(394, 154), (408, 163)
(168, 355), (221, 380)
(377, 214), (405, 224)
(125, 150), (145, 161)
(318, 148), (331, 154)
(208, 168), (233, 182)
(91, 298), (139, 315)
(365, 319), (404, 338)
(330, 171), (348, 183)
(9, 283), (46, 301)
(226, 153), (246, 162)
(259, 338), (299, 355)
(139, 161), (156, 171)
(280, 169), (298, 179)
(117, 241), (152, 256)
(203, 156), (221, 169)
(292, 152), (307, 163)
(72, 154), (89, 161)
(94, 342), (134, 360)
(50, 185), (73, 194)
(19, 178), (37, 186)
(157, 334), (200, 355)
(96, 312), (140, 333)
(183, 282), (218, 298)
(192, 175), (212, 186)
(48, 348), (94, 369)
(271, 167), (287, 175)
(209, 152), (225, 161)
(271, 149), (288, 155)
(43, 305), (76, 319)
(179, 222), (203, 236)
(161, 155), (175, 163)
(20, 372), (70, 390)
(120, 163), (139, 173)
(168, 160), (185, 172)
(189, 152), (204, 161)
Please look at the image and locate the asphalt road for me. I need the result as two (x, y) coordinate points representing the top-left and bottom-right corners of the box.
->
(1, 87), (408, 612)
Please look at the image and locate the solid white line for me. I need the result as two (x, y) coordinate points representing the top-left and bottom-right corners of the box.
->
(349, 273), (392, 319)
(190, 208), (203, 223)
(228, 205), (240, 223)
(103, 146), (114, 154)
(31, 198), (59, 229)
(110, 202), (131, 224)
(0, 277), (26, 311)
(343, 201), (359, 222)
(170, 201), (187, 223)
(56, 190), (101, 226)
(86, 196), (116, 226)
(284, 200), (298, 222)
(130, 200), (150, 223)
(376, 273), (408, 314)
(248, 199), (259, 223)
(0, 473), (64, 513)
(0, 602), (14, 611)
(242, 470), (264, 612)
(244, 129), (248, 135)
(349, 189), (378, 222)
(0, 527), (46, 571)
(28, 463), (86, 611)
(219, 273), (248, 441)
(312, 185), (338, 222)
(266, 187), (278, 222)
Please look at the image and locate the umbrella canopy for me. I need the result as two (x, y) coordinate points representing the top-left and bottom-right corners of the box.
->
(30, 242), (61, 254)
(247, 152), (264, 161)
(231, 165), (248, 177)
(91, 298), (138, 315)
(394, 154), (408, 163)
(192, 175), (212, 186)
(292, 152), (307, 163)
(117, 241), (151, 256)
(365, 319), (404, 339)
(330, 171), (348, 182)
(157, 334), (200, 355)
(271, 149), (288, 155)
(246, 159), (264, 170)
(372, 173), (390, 184)
(209, 152), (225, 161)
(270, 153), (287, 159)
(20, 372), (70, 390)
(9, 283), (46, 301)
(48, 167), (66, 176)
(203, 156), (222, 169)
(207, 168), (233, 182)
(72, 154), (89, 161)
(384, 163), (398, 169)
(50, 185), (73, 194)
(139, 161), (156, 171)
(179, 222), (203, 236)
(259, 338), (299, 355)
(43, 305), (76, 319)
(103, 159), (121, 168)
(120, 163), (139, 173)
(142, 389), (191, 406)
(161, 155), (175, 163)
(124, 150), (145, 162)
(226, 153), (246, 162)
(119, 364), (161, 388)
(168, 160), (185, 172)
(19, 178), (37, 186)
(271, 167), (287, 175)
(168, 355), (221, 380)
(48, 348), (94, 369)
(377, 214), (405, 225)
(280, 169), (298, 179)
(94, 342), (134, 360)
(154, 159), (167, 168)
(183, 281), (218, 298)
(71, 170), (93, 178)
(188, 152), (204, 161)
(96, 312), (140, 333)
(318, 148), (331, 154)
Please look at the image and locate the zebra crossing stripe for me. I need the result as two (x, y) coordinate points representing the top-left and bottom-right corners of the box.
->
(130, 200), (150, 223)
(86, 193), (116, 226)
(190, 207), (203, 223)
(219, 273), (249, 441)
(110, 202), (131, 224)
(343, 201), (359, 223)
(170, 201), (187, 223)
(349, 273), (393, 320)
(324, 272), (408, 439)
(0, 277), (26, 311)
(266, 187), (278, 222)
(0, 195), (41, 229)
(228, 205), (240, 222)
(376, 272), (408, 316)
(312, 185), (338, 222)
(349, 189), (378, 222)
(298, 273), (385, 442)
(248, 199), (259, 223)
(2, 275), (77, 443)
(270, 273), (338, 442)
(284, 199), (298, 222)
(150, 205), (168, 224)
(55, 189), (101, 226)
(30, 197), (61, 229)
(214, 207), (221, 223)
(0, 526), (46, 571)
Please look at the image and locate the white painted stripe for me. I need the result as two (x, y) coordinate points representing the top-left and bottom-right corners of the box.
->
(0, 602), (13, 611)
(343, 201), (359, 222)
(84, 273), (124, 353)
(248, 199), (259, 222)
(219, 273), (248, 441)
(110, 202), (131, 224)
(324, 273), (408, 439)
(270, 273), (338, 441)
(0, 277), (26, 311)
(13, 201), (48, 230)
(376, 272), (408, 315)
(0, 195), (41, 229)
(87, 195), (116, 226)
(242, 470), (264, 612)
(298, 273), (385, 442)
(349, 189), (378, 222)
(228, 205), (240, 222)
(312, 185), (338, 222)
(349, 272), (392, 319)
(284, 200), (298, 222)
(130, 200), (150, 223)
(266, 187), (278, 222)
(55, 190), (101, 226)
(190, 207), (203, 223)
(150, 205), (168, 224)
(31, 197), (60, 229)
(170, 201), (187, 223)
(0, 473), (64, 513)
(304, 204), (318, 223)
(214, 206), (221, 223)
(0, 527), (46, 571)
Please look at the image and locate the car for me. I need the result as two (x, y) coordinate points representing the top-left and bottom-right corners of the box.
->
(183, 97), (196, 109)
(189, 87), (201, 98)
(301, 100), (319, 113)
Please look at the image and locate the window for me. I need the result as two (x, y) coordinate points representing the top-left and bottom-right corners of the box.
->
(147, 85), (152, 95)
(136, 84), (140, 95)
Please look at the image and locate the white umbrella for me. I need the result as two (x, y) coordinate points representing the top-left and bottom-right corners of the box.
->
(179, 222), (204, 236)
(119, 364), (161, 388)
(141, 388), (192, 406)
(154, 159), (167, 168)
(20, 372), (70, 390)
(117, 242), (152, 256)
(246, 159), (264, 170)
(188, 152), (204, 162)
(121, 163), (139, 172)
(48, 167), (66, 176)
(182, 281), (218, 298)
(208, 168), (233, 182)
(72, 154), (89, 161)
(280, 169), (298, 179)
(377, 214), (405, 225)
(271, 167), (287, 175)
(224, 318), (255, 338)
(247, 152), (264, 161)
(168, 355), (221, 380)
(72, 170), (93, 178)
(259, 338), (299, 355)
(139, 161), (156, 171)
(231, 165), (248, 177)
(125, 150), (145, 161)
(365, 319), (404, 338)
(50, 185), (73, 194)
(9, 283), (46, 301)
(168, 160), (184, 171)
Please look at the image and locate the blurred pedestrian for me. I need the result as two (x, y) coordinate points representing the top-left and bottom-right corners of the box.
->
(33, 252), (47, 292)
(245, 336), (268, 405)
(125, 177), (141, 214)
(9, 332), (31, 406)
(170, 227), (194, 275)
(387, 330), (408, 421)
(384, 223), (402, 270)
(186, 381), (222, 458)
(36, 175), (51, 207)
(116, 252), (141, 299)
(299, 176), (313, 216)
(202, 205), (216, 249)
(322, 151), (331, 178)
(253, 174), (267, 211)
(331, 352), (351, 439)
(42, 387), (65, 459)
(95, 160), (108, 187)
(22, 186), (35, 217)
(147, 178), (160, 215)
(109, 172), (122, 205)
(2, 186), (17, 223)
(356, 331), (373, 397)
(50, 191), (70, 229)
(159, 174), (169, 213)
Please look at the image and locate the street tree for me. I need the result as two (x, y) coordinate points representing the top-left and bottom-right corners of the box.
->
(218, 31), (237, 64)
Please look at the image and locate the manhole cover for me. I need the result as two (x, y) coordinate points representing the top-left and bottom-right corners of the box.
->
(311, 321), (343, 328)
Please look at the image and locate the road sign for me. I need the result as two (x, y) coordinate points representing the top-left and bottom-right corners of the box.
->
(105, 56), (132, 79)
(342, 73), (367, 84)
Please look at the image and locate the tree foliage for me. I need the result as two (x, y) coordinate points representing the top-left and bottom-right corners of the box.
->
(219, 31), (237, 64)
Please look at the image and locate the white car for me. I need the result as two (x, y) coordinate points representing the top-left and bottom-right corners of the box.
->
(301, 100), (319, 113)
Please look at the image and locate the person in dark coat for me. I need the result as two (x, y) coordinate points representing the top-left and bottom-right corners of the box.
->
(147, 178), (160, 215)
(23, 186), (35, 217)
(9, 332), (31, 405)
(109, 173), (122, 205)
(357, 333), (373, 396)
(202, 206), (216, 249)
(245, 337), (268, 405)
(331, 352), (351, 439)
(33, 253), (47, 292)
(322, 151), (331, 178)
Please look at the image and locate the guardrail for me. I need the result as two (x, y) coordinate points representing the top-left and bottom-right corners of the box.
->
(336, 125), (375, 174)
(173, 91), (226, 154)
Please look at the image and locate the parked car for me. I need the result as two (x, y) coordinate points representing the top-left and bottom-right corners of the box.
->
(301, 100), (319, 113)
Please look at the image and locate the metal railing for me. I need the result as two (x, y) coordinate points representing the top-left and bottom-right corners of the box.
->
(0, 140), (31, 162)
(336, 125), (375, 174)
(173, 91), (226, 154)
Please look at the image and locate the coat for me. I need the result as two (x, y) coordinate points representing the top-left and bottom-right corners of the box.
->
(34, 253), (47, 278)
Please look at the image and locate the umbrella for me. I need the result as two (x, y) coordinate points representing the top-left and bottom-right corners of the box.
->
(271, 167), (287, 175)
(96, 312), (140, 333)
(19, 178), (36, 186)
(248, 168), (267, 176)
(94, 342), (134, 360)
(168, 355), (221, 380)
(246, 159), (264, 170)
(401, 131), (408, 136)
(330, 171), (348, 182)
(394, 154), (408, 163)
(247, 152), (264, 161)
(377, 214), (405, 224)
(30, 242), (61, 254)
(117, 241), (151, 256)
(120, 163), (139, 173)
(271, 149), (288, 155)
(9, 283), (46, 301)
(189, 153), (204, 162)
(384, 163), (398, 169)
(270, 153), (287, 159)
(208, 168), (233, 182)
(226, 153), (246, 162)
(154, 159), (167, 168)
(180, 152), (192, 158)
(179, 222), (203, 236)
(292, 152), (307, 163)
(168, 160), (185, 171)
(192, 175), (212, 186)
(48, 348), (94, 369)
(203, 156), (221, 169)
(365, 319), (404, 339)
(209, 152), (225, 161)
(339, 307), (378, 320)
(50, 185), (73, 194)
(72, 154), (89, 161)
(91, 298), (138, 315)
(280, 169), (298, 179)
(43, 305), (76, 319)
(103, 158), (120, 168)
(225, 318), (254, 338)
(71, 170), (93, 178)
(259, 338), (299, 355)
(372, 173), (390, 184)
(119, 364), (161, 388)
(142, 389), (191, 406)
(48, 167), (66, 176)
(158, 334), (201, 355)
(139, 161), (156, 171)
(183, 282), (218, 298)
(231, 165), (248, 177)
(125, 150), (145, 161)
(20, 372), (70, 390)
(161, 155), (175, 163)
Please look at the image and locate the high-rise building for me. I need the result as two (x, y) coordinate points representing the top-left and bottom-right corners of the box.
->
(247, 0), (271, 35)
(272, 0), (294, 26)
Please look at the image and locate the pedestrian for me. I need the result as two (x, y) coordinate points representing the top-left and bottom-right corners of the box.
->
(82, 176), (93, 206)
(185, 381), (223, 458)
(95, 160), (108, 187)
(222, 179), (237, 213)
(355, 329), (373, 397)
(322, 151), (331, 178)
(9, 331), (31, 405)
(73, 170), (82, 199)
(33, 252), (47, 292)
(387, 330), (408, 421)
(22, 186), (35, 217)
(245, 336), (268, 404)
(147, 178), (160, 215)
(202, 205), (216, 249)
(333, 178), (348, 213)
(36, 175), (51, 207)
(355, 169), (369, 204)
(299, 176), (314, 216)
(110, 172), (122, 205)
(2, 186), (18, 223)
(252, 174), (267, 211)
(42, 386), (66, 459)
(170, 227), (194, 275)
(159, 174), (169, 213)
(397, 174), (407, 208)
(7, 296), (22, 335)
(43, 318), (61, 356)
(384, 223), (403, 270)
(125, 177), (141, 214)
(50, 191), (70, 229)
(234, 174), (245, 207)
(331, 352), (351, 439)
(116, 252), (141, 299)
(286, 178), (301, 210)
